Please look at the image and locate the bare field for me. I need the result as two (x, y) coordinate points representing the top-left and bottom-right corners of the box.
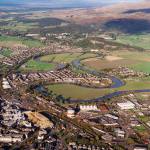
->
(82, 51), (150, 73)
(82, 57), (139, 70)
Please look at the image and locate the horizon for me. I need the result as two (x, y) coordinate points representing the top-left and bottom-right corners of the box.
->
(0, 0), (143, 8)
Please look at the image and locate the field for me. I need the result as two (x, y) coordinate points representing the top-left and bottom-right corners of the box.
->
(82, 51), (150, 73)
(47, 77), (150, 100)
(0, 35), (44, 48)
(47, 84), (110, 99)
(0, 48), (12, 57)
(0, 22), (39, 32)
(20, 52), (98, 72)
(20, 59), (56, 72)
(40, 52), (98, 63)
(115, 34), (150, 50)
(24, 111), (53, 129)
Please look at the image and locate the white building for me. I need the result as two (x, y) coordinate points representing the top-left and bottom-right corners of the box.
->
(117, 101), (135, 110)
(0, 136), (22, 143)
(79, 105), (98, 111)
(2, 78), (11, 89)
(114, 128), (125, 138)
(67, 108), (75, 118)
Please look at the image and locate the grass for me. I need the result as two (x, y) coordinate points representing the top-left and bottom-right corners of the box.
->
(20, 59), (56, 72)
(117, 77), (150, 91)
(0, 35), (44, 48)
(47, 84), (109, 99)
(131, 62), (150, 73)
(46, 77), (150, 100)
(82, 51), (150, 73)
(115, 34), (150, 50)
(40, 53), (98, 64)
(0, 48), (12, 57)
(134, 125), (146, 132)
(0, 22), (39, 32)
(138, 116), (150, 123)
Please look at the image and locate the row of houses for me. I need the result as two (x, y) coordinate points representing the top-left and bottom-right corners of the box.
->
(8, 68), (112, 89)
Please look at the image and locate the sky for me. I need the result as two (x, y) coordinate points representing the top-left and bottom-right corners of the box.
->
(0, 0), (143, 8)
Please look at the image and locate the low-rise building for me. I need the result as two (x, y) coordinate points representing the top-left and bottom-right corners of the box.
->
(80, 105), (98, 111)
(117, 101), (135, 110)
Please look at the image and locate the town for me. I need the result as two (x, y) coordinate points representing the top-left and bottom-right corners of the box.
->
(0, 0), (150, 149)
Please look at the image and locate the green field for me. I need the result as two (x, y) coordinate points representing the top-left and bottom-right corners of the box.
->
(0, 22), (39, 32)
(115, 34), (150, 50)
(47, 84), (110, 99)
(40, 52), (98, 63)
(0, 35), (44, 48)
(0, 48), (12, 57)
(47, 77), (150, 100)
(20, 59), (56, 72)
(82, 51), (150, 73)
(21, 52), (98, 73)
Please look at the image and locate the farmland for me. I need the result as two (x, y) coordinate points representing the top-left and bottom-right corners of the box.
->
(82, 51), (150, 73)
(0, 35), (44, 48)
(115, 34), (150, 50)
(20, 52), (98, 72)
(40, 52), (98, 63)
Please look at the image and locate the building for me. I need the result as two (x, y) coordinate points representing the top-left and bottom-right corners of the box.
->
(114, 128), (125, 138)
(117, 101), (135, 110)
(2, 78), (11, 90)
(67, 108), (75, 118)
(79, 105), (98, 111)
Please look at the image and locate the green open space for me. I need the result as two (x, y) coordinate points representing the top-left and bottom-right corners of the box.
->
(0, 22), (39, 32)
(40, 52), (98, 64)
(82, 51), (150, 73)
(0, 48), (13, 57)
(20, 59), (56, 72)
(134, 125), (147, 132)
(47, 84), (110, 99)
(115, 34), (150, 50)
(47, 77), (150, 100)
(0, 35), (44, 48)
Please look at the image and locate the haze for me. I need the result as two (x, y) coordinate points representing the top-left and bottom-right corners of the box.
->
(0, 0), (143, 8)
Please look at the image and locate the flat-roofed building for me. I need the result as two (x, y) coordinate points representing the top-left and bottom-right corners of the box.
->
(117, 101), (135, 110)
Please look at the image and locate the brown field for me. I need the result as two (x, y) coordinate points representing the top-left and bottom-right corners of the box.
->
(82, 57), (139, 70)
(21, 1), (150, 25)
(24, 111), (53, 129)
